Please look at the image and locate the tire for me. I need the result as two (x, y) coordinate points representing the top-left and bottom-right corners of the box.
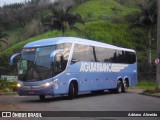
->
(39, 95), (45, 101)
(122, 81), (128, 93)
(74, 85), (78, 97)
(116, 81), (123, 93)
(68, 82), (75, 100)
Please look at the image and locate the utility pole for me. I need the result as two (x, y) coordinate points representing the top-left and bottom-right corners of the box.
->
(156, 0), (160, 89)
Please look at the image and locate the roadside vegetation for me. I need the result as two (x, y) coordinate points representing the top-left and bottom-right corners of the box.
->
(0, 79), (17, 94)
(131, 80), (160, 97)
(143, 88), (160, 97)
(134, 81), (156, 90)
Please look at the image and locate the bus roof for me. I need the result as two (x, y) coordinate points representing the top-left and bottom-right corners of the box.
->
(24, 37), (135, 52)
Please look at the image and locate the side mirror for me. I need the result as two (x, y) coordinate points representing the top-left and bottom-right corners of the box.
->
(10, 53), (21, 67)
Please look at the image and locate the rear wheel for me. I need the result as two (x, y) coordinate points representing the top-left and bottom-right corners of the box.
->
(39, 95), (45, 101)
(122, 81), (128, 93)
(116, 81), (123, 93)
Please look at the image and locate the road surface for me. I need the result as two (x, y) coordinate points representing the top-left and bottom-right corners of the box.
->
(0, 89), (160, 120)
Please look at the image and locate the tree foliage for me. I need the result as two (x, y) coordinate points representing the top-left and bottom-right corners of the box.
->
(126, 0), (157, 64)
(126, 0), (157, 31)
(42, 3), (85, 36)
(0, 19), (9, 51)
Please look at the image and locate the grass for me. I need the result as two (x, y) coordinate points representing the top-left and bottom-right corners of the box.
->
(143, 88), (160, 97)
(130, 81), (156, 90)
(131, 81), (160, 97)
(84, 21), (136, 48)
(75, 0), (139, 21)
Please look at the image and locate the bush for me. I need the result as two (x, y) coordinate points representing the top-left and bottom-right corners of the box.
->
(0, 79), (17, 92)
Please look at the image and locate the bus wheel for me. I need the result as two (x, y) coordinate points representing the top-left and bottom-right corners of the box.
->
(68, 82), (75, 100)
(116, 81), (123, 93)
(122, 81), (128, 93)
(39, 95), (45, 101)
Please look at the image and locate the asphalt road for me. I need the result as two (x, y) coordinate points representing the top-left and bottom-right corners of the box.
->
(0, 89), (160, 120)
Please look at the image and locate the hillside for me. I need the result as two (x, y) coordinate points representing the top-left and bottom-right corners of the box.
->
(1, 0), (140, 53)
(75, 0), (138, 21)
(0, 0), (147, 75)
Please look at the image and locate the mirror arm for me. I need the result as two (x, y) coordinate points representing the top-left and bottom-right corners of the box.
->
(10, 53), (21, 66)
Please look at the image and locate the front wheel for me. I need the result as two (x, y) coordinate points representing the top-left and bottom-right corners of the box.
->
(68, 83), (75, 100)
(39, 95), (45, 101)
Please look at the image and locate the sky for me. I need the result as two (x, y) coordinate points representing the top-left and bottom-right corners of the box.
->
(0, 0), (57, 7)
(0, 0), (30, 7)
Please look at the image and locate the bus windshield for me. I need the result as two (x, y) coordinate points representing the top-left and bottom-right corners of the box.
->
(18, 43), (72, 82)
(18, 46), (56, 81)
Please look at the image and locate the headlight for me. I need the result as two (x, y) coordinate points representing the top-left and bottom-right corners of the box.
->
(17, 82), (23, 87)
(44, 82), (53, 87)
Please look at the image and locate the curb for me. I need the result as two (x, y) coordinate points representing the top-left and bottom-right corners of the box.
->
(0, 92), (17, 96)
(140, 93), (160, 98)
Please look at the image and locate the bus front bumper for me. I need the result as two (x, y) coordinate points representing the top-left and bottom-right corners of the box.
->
(17, 83), (54, 96)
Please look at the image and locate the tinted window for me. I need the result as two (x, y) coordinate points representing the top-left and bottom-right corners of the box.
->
(95, 47), (136, 64)
(124, 51), (136, 64)
(72, 44), (95, 63)
(95, 47), (116, 62)
(73, 44), (136, 64)
(116, 50), (125, 63)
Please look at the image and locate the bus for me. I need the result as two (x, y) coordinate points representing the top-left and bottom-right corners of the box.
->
(10, 37), (137, 100)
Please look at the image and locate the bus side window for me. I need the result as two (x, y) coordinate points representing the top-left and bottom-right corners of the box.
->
(95, 47), (116, 63)
(125, 51), (136, 64)
(57, 43), (72, 69)
(72, 44), (95, 64)
(116, 50), (125, 63)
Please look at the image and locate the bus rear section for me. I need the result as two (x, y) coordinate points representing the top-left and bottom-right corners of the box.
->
(68, 43), (137, 94)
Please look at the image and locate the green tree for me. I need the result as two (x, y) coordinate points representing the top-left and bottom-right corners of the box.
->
(0, 28), (8, 52)
(42, 3), (85, 36)
(157, 0), (160, 89)
(126, 0), (157, 65)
